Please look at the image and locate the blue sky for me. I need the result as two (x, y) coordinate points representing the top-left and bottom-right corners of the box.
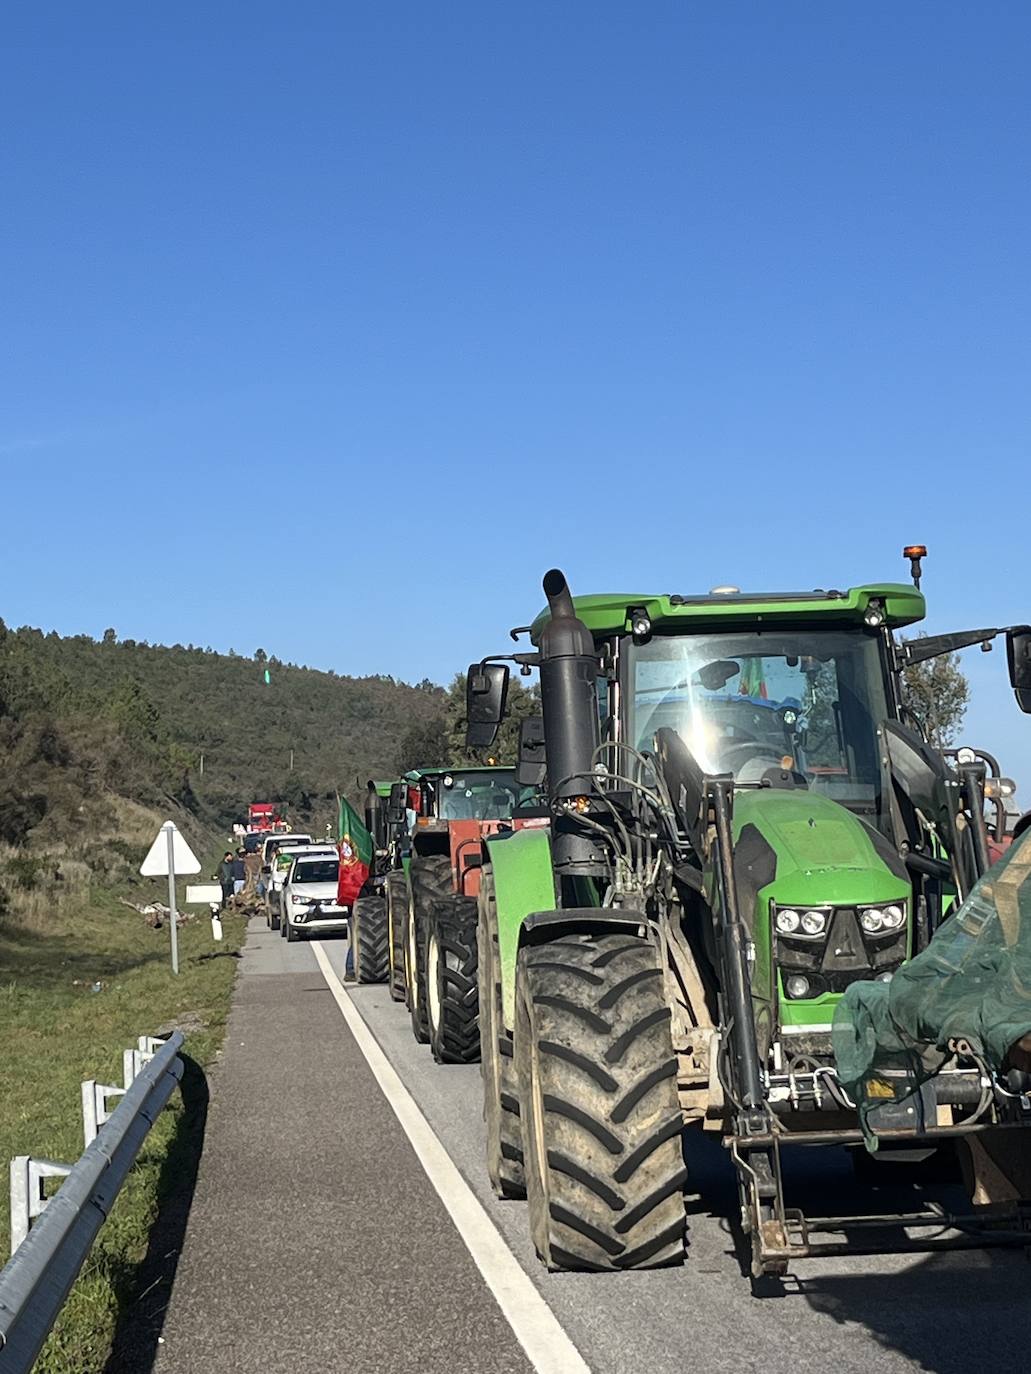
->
(1, 4), (1028, 792)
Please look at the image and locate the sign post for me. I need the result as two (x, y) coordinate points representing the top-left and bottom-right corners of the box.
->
(140, 821), (202, 974)
(165, 823), (179, 974)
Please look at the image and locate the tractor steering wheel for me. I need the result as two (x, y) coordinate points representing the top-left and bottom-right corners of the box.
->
(718, 740), (787, 772)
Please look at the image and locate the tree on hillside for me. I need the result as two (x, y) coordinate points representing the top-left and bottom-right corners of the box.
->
(901, 647), (970, 748)
(395, 715), (452, 774)
(255, 648), (267, 663)
(444, 671), (539, 766)
(109, 677), (162, 746)
(103, 628), (117, 645)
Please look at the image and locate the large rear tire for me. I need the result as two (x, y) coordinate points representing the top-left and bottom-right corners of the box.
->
(515, 933), (686, 1271)
(386, 872), (408, 1002)
(478, 868), (525, 1198)
(427, 897), (480, 1064)
(353, 895), (389, 983)
(406, 855), (452, 1044)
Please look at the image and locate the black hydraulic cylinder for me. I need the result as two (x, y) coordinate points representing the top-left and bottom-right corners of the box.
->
(711, 780), (765, 1118)
(539, 569), (604, 875)
(958, 761), (992, 881)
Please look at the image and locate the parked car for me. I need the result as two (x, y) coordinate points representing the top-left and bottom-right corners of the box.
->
(260, 833), (314, 928)
(281, 851), (350, 942)
(266, 843), (336, 929)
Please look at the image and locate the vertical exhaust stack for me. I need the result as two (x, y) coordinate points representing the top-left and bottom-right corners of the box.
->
(539, 569), (605, 875)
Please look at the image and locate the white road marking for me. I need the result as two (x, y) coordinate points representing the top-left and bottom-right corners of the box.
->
(311, 941), (591, 1374)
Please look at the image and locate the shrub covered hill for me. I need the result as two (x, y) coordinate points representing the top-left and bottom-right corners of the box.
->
(0, 619), (455, 851)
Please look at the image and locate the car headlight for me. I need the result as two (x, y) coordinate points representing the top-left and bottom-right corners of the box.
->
(800, 910), (826, 936)
(291, 895), (309, 905)
(775, 909), (800, 934)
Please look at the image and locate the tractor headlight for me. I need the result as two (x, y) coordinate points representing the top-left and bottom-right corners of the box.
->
(785, 975), (811, 999)
(774, 906), (828, 938)
(800, 910), (827, 936)
(860, 905), (907, 934)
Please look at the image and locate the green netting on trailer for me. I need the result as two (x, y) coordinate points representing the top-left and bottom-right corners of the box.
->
(833, 831), (1031, 1143)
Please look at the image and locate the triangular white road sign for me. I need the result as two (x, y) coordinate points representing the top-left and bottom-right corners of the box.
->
(140, 821), (202, 877)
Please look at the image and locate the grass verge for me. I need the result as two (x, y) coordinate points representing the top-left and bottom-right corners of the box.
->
(0, 877), (246, 1373)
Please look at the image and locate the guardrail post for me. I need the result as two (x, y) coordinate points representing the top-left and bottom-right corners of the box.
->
(80, 1081), (127, 1148)
(9, 1157), (72, 1256)
(122, 1035), (168, 1089)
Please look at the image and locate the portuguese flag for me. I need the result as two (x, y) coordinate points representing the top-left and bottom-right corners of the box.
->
(738, 657), (768, 700)
(337, 796), (374, 907)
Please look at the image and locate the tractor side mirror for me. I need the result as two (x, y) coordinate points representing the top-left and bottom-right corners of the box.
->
(466, 662), (510, 748)
(1007, 626), (1031, 713)
(516, 715), (547, 789)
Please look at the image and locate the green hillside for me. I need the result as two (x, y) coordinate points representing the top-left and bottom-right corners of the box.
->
(0, 619), (448, 851)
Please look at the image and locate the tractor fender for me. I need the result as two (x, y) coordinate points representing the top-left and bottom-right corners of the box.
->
(521, 907), (647, 944)
(484, 827), (556, 1032)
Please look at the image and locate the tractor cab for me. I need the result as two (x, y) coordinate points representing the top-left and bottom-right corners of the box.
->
(406, 765), (543, 898)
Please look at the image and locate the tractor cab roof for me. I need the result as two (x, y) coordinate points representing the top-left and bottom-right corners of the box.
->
(404, 765), (515, 781)
(528, 583), (925, 642)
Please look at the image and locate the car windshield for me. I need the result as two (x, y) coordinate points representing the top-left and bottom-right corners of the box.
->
(436, 770), (532, 821)
(629, 627), (890, 821)
(269, 836), (309, 856)
(294, 860), (338, 884)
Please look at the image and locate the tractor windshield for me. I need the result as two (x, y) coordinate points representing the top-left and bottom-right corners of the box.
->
(436, 770), (530, 821)
(629, 627), (891, 823)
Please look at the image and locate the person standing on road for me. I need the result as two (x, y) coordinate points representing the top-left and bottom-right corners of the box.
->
(231, 849), (247, 898)
(218, 851), (234, 909)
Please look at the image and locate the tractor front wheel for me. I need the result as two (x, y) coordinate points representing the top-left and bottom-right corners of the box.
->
(386, 872), (408, 1002)
(405, 856), (453, 1046)
(478, 869), (525, 1198)
(515, 933), (686, 1271)
(352, 895), (389, 983)
(427, 897), (480, 1064)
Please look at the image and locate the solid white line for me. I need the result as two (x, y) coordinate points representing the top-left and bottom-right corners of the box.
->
(311, 941), (591, 1374)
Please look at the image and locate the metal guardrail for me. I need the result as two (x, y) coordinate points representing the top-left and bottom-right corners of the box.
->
(0, 1031), (185, 1373)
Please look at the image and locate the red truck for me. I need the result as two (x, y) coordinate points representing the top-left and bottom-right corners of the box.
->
(248, 802), (283, 832)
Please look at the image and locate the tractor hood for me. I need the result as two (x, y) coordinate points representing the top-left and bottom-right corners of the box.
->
(732, 789), (910, 910)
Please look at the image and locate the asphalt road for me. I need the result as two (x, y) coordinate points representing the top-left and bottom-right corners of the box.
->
(151, 918), (531, 1374)
(156, 918), (1030, 1374)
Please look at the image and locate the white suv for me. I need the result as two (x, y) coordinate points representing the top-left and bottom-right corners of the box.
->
(282, 851), (349, 942)
(262, 834), (314, 929)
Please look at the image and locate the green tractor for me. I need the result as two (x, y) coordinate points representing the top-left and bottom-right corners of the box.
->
(465, 561), (1031, 1277)
(351, 780), (409, 985)
(397, 765), (545, 1064)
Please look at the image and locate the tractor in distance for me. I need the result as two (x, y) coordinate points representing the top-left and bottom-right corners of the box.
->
(464, 556), (1031, 1279)
(350, 780), (408, 984)
(397, 765), (547, 1064)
